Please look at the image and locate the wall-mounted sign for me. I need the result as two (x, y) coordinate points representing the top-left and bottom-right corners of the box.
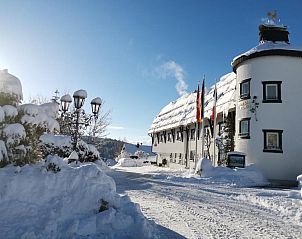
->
(227, 152), (246, 168)
(239, 100), (251, 110)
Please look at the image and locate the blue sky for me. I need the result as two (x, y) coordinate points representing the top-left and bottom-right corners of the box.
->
(0, 0), (301, 144)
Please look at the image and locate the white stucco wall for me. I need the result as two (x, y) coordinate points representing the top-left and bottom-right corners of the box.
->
(235, 55), (302, 181)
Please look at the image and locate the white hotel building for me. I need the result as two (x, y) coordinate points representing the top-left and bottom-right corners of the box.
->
(148, 22), (302, 184)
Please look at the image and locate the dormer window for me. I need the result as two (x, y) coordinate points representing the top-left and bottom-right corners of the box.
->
(240, 78), (251, 99)
(262, 81), (282, 103)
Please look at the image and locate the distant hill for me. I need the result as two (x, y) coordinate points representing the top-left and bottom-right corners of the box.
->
(82, 136), (124, 160)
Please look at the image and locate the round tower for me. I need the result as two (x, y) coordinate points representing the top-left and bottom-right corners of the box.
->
(232, 21), (302, 184)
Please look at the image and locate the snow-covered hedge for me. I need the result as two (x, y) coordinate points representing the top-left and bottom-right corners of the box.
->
(39, 134), (99, 162)
(0, 156), (156, 238)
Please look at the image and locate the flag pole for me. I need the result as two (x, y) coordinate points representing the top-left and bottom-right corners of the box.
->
(195, 81), (201, 169)
(195, 122), (198, 169)
(213, 82), (217, 167)
(201, 76), (205, 159)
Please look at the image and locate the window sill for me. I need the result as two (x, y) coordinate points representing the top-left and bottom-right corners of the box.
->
(239, 95), (250, 100)
(263, 149), (283, 153)
(262, 100), (282, 103)
(239, 134), (250, 139)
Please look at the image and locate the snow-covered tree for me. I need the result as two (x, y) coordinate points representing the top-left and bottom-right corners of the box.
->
(0, 98), (60, 167)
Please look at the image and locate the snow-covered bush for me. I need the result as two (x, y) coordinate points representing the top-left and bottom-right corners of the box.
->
(39, 134), (99, 162)
(0, 101), (60, 167)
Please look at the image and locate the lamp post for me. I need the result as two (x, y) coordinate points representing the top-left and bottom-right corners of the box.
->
(60, 90), (102, 153)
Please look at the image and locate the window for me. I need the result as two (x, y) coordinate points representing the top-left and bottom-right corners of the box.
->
(167, 133), (172, 142)
(240, 78), (251, 99)
(176, 131), (182, 141)
(263, 129), (283, 153)
(239, 118), (250, 138)
(190, 129), (195, 140)
(262, 81), (282, 103)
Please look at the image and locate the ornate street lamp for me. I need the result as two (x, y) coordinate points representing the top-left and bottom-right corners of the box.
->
(73, 90), (87, 109)
(91, 97), (102, 116)
(60, 94), (72, 113)
(60, 90), (101, 160)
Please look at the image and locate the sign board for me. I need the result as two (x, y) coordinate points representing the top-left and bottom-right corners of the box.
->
(227, 153), (245, 168)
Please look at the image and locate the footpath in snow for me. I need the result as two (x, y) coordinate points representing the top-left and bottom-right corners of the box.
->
(109, 165), (302, 239)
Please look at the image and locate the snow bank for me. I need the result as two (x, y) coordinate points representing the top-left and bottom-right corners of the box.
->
(117, 157), (144, 167)
(195, 158), (269, 187)
(0, 156), (156, 238)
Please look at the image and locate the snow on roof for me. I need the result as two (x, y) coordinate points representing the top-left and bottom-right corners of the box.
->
(122, 143), (156, 156)
(0, 69), (23, 100)
(231, 41), (302, 67)
(149, 72), (236, 133)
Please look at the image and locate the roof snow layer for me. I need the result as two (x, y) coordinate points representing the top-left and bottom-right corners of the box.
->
(149, 72), (236, 133)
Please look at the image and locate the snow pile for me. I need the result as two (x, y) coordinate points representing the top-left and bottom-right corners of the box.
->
(117, 157), (144, 167)
(0, 156), (156, 238)
(195, 158), (269, 187)
(233, 189), (302, 226)
(148, 72), (236, 133)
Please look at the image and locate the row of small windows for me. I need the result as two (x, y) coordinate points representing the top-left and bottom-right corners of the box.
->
(239, 118), (283, 153)
(240, 79), (282, 103)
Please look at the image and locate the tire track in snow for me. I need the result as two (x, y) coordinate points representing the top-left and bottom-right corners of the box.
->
(110, 169), (302, 239)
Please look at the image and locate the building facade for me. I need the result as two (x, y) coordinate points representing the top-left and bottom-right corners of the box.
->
(149, 22), (302, 183)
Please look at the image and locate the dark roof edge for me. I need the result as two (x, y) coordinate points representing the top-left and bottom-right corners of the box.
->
(232, 49), (302, 72)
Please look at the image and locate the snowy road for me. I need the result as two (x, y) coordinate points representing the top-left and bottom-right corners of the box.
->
(108, 166), (302, 239)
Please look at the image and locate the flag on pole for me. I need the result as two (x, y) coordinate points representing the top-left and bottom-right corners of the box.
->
(200, 79), (205, 122)
(196, 82), (201, 123)
(211, 84), (217, 122)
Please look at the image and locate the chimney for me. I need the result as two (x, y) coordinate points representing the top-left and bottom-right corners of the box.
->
(259, 24), (289, 43)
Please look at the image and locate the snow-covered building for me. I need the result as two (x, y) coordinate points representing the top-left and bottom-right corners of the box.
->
(119, 143), (156, 159)
(232, 23), (302, 184)
(149, 72), (236, 169)
(149, 21), (302, 184)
